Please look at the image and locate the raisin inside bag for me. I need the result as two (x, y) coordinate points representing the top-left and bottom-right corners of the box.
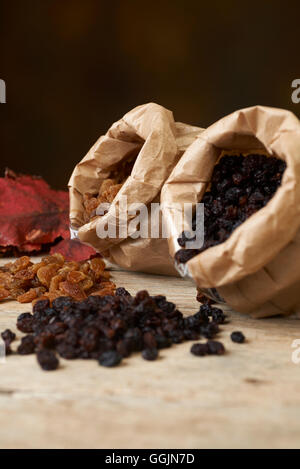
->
(69, 103), (202, 275)
(162, 106), (300, 317)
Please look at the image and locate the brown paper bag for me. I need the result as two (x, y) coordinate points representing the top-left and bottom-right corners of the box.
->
(162, 106), (300, 317)
(69, 103), (203, 275)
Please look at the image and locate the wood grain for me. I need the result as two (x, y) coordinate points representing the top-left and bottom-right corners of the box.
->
(0, 257), (300, 449)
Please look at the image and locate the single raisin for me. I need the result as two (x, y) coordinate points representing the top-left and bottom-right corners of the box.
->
(17, 335), (36, 355)
(211, 308), (226, 324)
(207, 340), (225, 355)
(115, 287), (131, 297)
(1, 329), (16, 344)
(16, 313), (34, 333)
(231, 331), (245, 343)
(37, 349), (59, 371)
(142, 348), (158, 361)
(190, 343), (209, 356)
(99, 350), (122, 367)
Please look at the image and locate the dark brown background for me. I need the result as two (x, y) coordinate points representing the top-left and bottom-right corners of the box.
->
(1, 0), (299, 189)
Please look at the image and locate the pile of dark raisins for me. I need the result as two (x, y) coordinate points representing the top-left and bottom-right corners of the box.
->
(175, 153), (286, 263)
(2, 288), (231, 371)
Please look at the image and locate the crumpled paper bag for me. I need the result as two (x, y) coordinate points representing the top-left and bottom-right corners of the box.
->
(69, 103), (203, 275)
(162, 106), (300, 317)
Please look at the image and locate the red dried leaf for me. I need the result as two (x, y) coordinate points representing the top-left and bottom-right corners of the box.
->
(50, 238), (97, 262)
(0, 170), (69, 253)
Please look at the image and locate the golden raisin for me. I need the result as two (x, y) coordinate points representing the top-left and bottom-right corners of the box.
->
(90, 287), (115, 297)
(49, 273), (66, 293)
(64, 261), (80, 271)
(37, 264), (60, 287)
(100, 178), (116, 192)
(59, 281), (87, 301)
(17, 288), (40, 303)
(90, 257), (106, 275)
(15, 269), (36, 281)
(67, 271), (86, 284)
(10, 256), (32, 273)
(81, 277), (94, 291)
(79, 262), (91, 275)
(42, 254), (65, 266)
(10, 288), (26, 299)
(83, 165), (134, 222)
(0, 272), (12, 289)
(0, 253), (114, 305)
(0, 288), (10, 300)
(83, 196), (99, 216)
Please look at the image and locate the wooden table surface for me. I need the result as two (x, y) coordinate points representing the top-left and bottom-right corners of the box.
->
(0, 257), (300, 449)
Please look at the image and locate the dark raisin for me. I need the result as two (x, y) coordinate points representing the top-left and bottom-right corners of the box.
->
(115, 287), (131, 297)
(196, 291), (216, 305)
(1, 329), (16, 344)
(63, 329), (78, 346)
(176, 153), (286, 263)
(183, 329), (200, 340)
(46, 321), (68, 335)
(200, 303), (212, 315)
(193, 306), (209, 324)
(116, 340), (132, 357)
(17, 335), (36, 355)
(80, 327), (99, 352)
(143, 331), (157, 349)
(207, 340), (225, 355)
(177, 231), (196, 247)
(142, 348), (158, 361)
(190, 343), (209, 356)
(33, 299), (50, 313)
(12, 284), (232, 371)
(99, 350), (122, 367)
(211, 308), (226, 324)
(135, 290), (150, 302)
(184, 316), (201, 329)
(35, 332), (56, 350)
(16, 312), (34, 333)
(225, 187), (242, 204)
(37, 350), (59, 371)
(52, 297), (73, 312)
(155, 335), (172, 349)
(201, 323), (219, 339)
(56, 343), (79, 359)
(232, 172), (244, 185)
(155, 298), (175, 314)
(123, 328), (143, 351)
(169, 330), (184, 344)
(231, 331), (245, 343)
(175, 249), (201, 264)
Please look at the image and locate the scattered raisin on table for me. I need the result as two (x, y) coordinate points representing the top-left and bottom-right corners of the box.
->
(2, 287), (234, 371)
(1, 329), (16, 355)
(190, 343), (209, 356)
(207, 340), (226, 355)
(1, 329), (16, 344)
(37, 349), (59, 371)
(231, 331), (245, 343)
(99, 350), (122, 367)
(16, 312), (34, 333)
